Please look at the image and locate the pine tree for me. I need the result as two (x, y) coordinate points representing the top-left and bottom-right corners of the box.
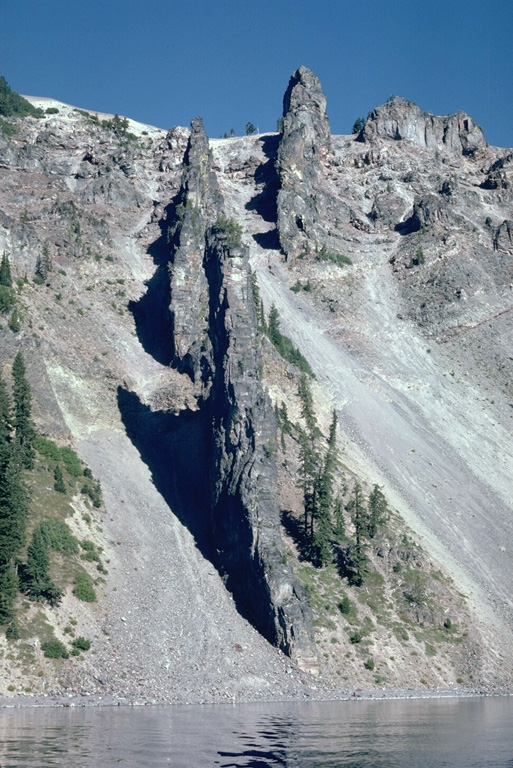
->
(298, 373), (317, 438)
(22, 525), (62, 605)
(35, 242), (52, 281)
(12, 353), (35, 469)
(0, 252), (12, 287)
(53, 464), (66, 494)
(297, 427), (319, 543)
(349, 483), (368, 585)
(333, 494), (345, 539)
(368, 484), (388, 539)
(0, 373), (12, 453)
(313, 411), (338, 566)
(0, 452), (28, 564)
(0, 563), (18, 623)
(268, 304), (282, 349)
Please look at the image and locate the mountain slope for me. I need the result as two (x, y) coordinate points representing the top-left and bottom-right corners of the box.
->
(0, 69), (511, 701)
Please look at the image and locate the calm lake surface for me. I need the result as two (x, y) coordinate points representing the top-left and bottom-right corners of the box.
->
(0, 696), (512, 767)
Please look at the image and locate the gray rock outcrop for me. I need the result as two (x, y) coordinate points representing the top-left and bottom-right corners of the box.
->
(494, 219), (513, 253)
(276, 67), (341, 259)
(363, 96), (487, 155)
(169, 117), (221, 381)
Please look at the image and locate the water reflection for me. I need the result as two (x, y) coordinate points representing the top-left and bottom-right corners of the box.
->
(0, 697), (512, 767)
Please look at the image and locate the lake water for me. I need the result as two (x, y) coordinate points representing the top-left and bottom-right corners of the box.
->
(0, 696), (512, 767)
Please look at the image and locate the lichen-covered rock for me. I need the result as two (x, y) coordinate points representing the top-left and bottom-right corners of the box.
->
(363, 96), (487, 155)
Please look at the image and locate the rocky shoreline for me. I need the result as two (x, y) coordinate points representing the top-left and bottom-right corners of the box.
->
(1, 684), (511, 709)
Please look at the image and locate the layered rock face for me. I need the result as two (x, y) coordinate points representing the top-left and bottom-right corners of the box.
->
(362, 96), (487, 155)
(276, 66), (341, 259)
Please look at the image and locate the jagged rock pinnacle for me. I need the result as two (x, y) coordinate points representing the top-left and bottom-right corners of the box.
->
(276, 67), (341, 260)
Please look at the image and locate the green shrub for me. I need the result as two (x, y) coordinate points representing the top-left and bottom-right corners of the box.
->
(72, 636), (91, 652)
(444, 618), (452, 629)
(41, 638), (69, 659)
(339, 595), (352, 614)
(212, 215), (243, 249)
(45, 107), (59, 115)
(8, 308), (21, 332)
(316, 245), (352, 267)
(33, 435), (61, 460)
(0, 285), (15, 313)
(33, 275), (45, 285)
(364, 657), (375, 670)
(72, 571), (96, 602)
(5, 620), (20, 640)
(349, 630), (363, 644)
(39, 519), (79, 555)
(60, 446), (82, 476)
(0, 117), (16, 137)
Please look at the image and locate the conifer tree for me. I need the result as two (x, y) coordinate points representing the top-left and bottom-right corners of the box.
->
(0, 374), (12, 453)
(313, 411), (338, 566)
(0, 252), (12, 287)
(0, 452), (28, 564)
(0, 563), (18, 623)
(22, 525), (62, 605)
(333, 494), (345, 539)
(368, 484), (388, 539)
(349, 483), (368, 585)
(297, 426), (319, 542)
(298, 373), (317, 438)
(268, 304), (281, 349)
(12, 352), (35, 469)
(53, 464), (66, 494)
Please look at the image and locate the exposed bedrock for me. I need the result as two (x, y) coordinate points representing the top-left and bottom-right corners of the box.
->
(168, 116), (221, 382)
(202, 228), (316, 667)
(276, 66), (344, 260)
(161, 121), (317, 667)
(362, 96), (487, 155)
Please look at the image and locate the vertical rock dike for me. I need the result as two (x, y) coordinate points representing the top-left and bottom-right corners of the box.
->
(168, 119), (317, 668)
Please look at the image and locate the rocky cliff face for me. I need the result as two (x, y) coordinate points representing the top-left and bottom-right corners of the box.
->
(164, 119), (316, 665)
(362, 95), (487, 155)
(0, 69), (512, 702)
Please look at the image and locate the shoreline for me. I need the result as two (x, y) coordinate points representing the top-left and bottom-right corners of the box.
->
(1, 685), (511, 710)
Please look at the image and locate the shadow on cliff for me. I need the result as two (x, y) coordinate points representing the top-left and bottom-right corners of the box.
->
(246, 134), (280, 230)
(117, 386), (213, 555)
(128, 199), (178, 366)
(281, 509), (312, 562)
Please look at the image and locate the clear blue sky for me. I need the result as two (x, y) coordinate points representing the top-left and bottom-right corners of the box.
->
(2, 0), (512, 147)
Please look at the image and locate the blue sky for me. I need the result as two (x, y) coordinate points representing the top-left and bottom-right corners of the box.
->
(2, 0), (512, 147)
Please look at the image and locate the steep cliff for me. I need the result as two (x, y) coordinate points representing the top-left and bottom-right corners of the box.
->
(165, 119), (316, 665)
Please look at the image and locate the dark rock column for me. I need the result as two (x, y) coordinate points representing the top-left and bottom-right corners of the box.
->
(203, 228), (317, 668)
(169, 117), (221, 382)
